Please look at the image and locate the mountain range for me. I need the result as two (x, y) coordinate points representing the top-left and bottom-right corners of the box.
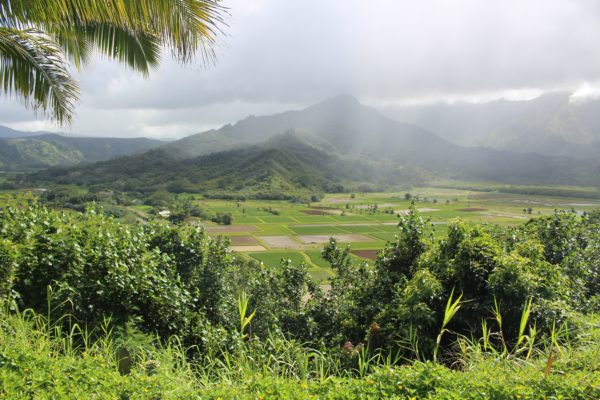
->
(25, 95), (600, 199)
(382, 92), (600, 159)
(0, 129), (163, 171)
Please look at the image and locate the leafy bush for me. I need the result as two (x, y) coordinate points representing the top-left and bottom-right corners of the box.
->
(0, 198), (598, 371)
(313, 204), (599, 358)
(0, 200), (314, 349)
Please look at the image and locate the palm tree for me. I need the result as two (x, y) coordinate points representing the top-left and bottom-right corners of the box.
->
(0, 0), (224, 123)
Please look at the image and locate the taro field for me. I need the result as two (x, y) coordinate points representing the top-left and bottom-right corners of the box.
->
(188, 187), (600, 282)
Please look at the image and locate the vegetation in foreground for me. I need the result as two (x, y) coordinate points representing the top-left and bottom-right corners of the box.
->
(0, 195), (598, 398)
(1, 310), (598, 399)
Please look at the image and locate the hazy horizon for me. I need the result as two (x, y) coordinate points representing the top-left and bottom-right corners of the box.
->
(3, 0), (600, 139)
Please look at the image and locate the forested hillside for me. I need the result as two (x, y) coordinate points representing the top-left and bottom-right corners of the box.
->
(0, 127), (163, 170)
(31, 133), (426, 198)
(24, 96), (600, 196)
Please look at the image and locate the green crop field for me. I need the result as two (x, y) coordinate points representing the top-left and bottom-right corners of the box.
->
(181, 187), (600, 282)
(11, 184), (599, 283)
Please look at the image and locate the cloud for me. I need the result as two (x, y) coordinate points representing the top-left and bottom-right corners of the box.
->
(569, 81), (600, 104)
(2, 0), (600, 137)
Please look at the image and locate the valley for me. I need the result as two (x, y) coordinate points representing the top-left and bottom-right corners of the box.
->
(83, 186), (600, 282)
(2, 2), (600, 398)
(14, 95), (600, 200)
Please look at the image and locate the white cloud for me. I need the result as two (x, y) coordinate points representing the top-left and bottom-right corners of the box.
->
(569, 82), (600, 104)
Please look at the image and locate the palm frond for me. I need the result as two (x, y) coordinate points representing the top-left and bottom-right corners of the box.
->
(2, 0), (226, 63)
(55, 24), (160, 74)
(0, 0), (225, 124)
(0, 27), (78, 123)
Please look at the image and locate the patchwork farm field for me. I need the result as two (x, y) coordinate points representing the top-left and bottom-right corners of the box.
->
(190, 187), (600, 281)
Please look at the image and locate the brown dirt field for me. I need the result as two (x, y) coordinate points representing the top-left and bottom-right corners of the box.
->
(351, 250), (379, 260)
(228, 235), (260, 246)
(258, 235), (305, 249)
(302, 209), (333, 215)
(205, 225), (258, 233)
(297, 234), (372, 244)
(458, 208), (487, 212)
(230, 245), (266, 252)
(356, 203), (400, 209)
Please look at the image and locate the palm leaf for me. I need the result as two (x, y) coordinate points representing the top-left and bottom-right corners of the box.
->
(0, 0), (225, 124)
(0, 27), (78, 123)
(55, 24), (160, 74)
(2, 0), (225, 63)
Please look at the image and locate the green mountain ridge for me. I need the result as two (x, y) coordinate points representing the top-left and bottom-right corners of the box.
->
(167, 95), (446, 160)
(23, 96), (600, 196)
(0, 138), (83, 170)
(31, 132), (426, 198)
(0, 129), (164, 170)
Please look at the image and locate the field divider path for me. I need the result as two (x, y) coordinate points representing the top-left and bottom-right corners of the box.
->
(335, 225), (354, 234)
(300, 251), (320, 269)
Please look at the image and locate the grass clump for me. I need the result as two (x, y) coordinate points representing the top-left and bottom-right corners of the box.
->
(0, 309), (598, 399)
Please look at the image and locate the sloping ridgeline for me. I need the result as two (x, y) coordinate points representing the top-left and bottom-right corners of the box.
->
(32, 133), (425, 199)
(26, 95), (600, 195)
(0, 127), (163, 171)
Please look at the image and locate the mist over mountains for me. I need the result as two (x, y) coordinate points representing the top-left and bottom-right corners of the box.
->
(382, 92), (600, 159)
(22, 95), (600, 198)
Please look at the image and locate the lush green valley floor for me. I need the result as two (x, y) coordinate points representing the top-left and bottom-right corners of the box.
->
(167, 188), (600, 281)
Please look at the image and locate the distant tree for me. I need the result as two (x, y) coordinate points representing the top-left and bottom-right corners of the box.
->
(404, 193), (412, 201)
(212, 212), (232, 225)
(0, 0), (224, 123)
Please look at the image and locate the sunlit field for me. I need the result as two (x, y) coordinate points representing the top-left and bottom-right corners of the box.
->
(142, 187), (600, 281)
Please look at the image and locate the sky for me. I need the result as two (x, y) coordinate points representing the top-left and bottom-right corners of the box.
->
(2, 0), (600, 138)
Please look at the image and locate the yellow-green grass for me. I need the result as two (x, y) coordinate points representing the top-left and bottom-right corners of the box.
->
(248, 251), (335, 281)
(249, 251), (307, 267)
(256, 224), (295, 235)
(336, 225), (387, 233)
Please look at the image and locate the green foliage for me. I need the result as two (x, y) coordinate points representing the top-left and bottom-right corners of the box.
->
(0, 200), (315, 348)
(0, 198), (598, 397)
(313, 207), (599, 359)
(0, 309), (598, 399)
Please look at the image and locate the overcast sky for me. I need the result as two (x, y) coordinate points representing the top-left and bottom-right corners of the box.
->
(2, 0), (600, 138)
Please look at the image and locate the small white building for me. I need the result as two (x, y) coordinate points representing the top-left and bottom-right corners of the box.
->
(158, 210), (171, 218)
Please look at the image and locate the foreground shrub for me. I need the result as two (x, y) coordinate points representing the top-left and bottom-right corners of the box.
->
(0, 201), (314, 350)
(0, 309), (598, 399)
